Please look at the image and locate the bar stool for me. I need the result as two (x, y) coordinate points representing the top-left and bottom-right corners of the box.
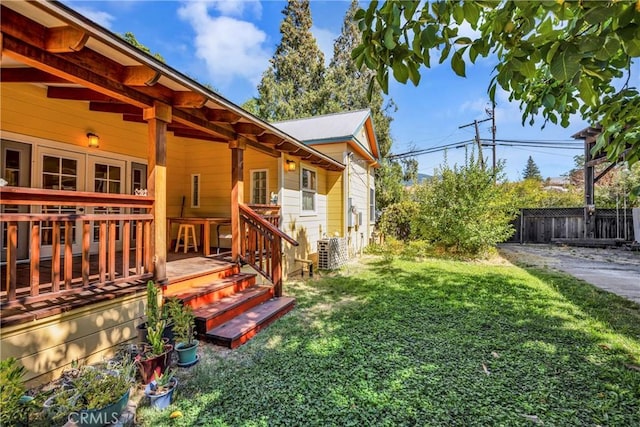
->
(175, 224), (198, 253)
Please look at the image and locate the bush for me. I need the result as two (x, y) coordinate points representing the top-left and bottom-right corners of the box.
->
(378, 200), (419, 241)
(0, 358), (27, 426)
(413, 154), (517, 256)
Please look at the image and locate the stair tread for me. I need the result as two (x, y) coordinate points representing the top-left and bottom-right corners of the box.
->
(206, 297), (295, 340)
(166, 273), (256, 299)
(193, 286), (271, 320)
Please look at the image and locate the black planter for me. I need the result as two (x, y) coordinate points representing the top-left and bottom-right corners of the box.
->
(136, 322), (175, 345)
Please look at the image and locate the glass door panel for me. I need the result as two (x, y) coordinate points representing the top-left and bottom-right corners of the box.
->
(1, 140), (32, 262)
(37, 148), (85, 258)
(89, 157), (125, 252)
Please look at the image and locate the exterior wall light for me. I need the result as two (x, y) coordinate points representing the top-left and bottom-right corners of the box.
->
(87, 132), (100, 148)
(286, 160), (296, 172)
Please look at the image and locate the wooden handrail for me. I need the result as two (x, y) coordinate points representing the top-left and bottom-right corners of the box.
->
(0, 186), (154, 208)
(239, 204), (298, 246)
(1, 187), (154, 306)
(239, 204), (297, 297)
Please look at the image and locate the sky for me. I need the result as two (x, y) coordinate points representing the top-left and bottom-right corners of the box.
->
(62, 0), (637, 181)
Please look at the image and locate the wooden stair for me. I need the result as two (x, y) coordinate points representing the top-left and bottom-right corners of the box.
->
(165, 262), (294, 348)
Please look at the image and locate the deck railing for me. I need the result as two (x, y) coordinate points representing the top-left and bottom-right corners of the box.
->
(239, 204), (297, 297)
(0, 187), (154, 306)
(247, 204), (281, 227)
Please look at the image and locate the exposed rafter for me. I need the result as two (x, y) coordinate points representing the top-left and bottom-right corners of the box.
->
(45, 25), (88, 53)
(234, 122), (267, 137)
(1, 67), (70, 83)
(206, 108), (241, 124)
(122, 66), (161, 86)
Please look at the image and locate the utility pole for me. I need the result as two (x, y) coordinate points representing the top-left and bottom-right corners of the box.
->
(491, 103), (496, 177)
(459, 117), (491, 170)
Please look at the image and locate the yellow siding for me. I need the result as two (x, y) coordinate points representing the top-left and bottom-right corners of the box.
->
(243, 149), (279, 204)
(1, 84), (148, 159)
(0, 292), (146, 387)
(327, 171), (343, 236)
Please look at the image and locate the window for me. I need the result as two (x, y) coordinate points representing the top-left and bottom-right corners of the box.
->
(301, 167), (316, 213)
(370, 187), (375, 223)
(191, 174), (200, 208)
(251, 169), (268, 204)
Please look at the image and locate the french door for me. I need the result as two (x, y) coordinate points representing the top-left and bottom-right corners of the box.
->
(37, 147), (85, 258)
(1, 140), (32, 262)
(88, 157), (126, 252)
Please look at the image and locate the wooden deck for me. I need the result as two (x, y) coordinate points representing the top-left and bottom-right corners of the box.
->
(0, 250), (234, 327)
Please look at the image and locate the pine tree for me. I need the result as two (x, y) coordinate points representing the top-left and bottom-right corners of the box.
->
(522, 156), (542, 181)
(254, 0), (325, 121)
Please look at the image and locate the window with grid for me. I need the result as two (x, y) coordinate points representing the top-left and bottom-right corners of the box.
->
(251, 170), (268, 204)
(301, 167), (316, 213)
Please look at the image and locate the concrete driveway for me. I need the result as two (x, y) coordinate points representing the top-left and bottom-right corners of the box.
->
(498, 244), (640, 305)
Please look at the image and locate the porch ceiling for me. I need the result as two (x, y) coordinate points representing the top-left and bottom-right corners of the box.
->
(0, 1), (345, 171)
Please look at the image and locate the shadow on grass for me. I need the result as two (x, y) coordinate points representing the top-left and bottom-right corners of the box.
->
(138, 256), (640, 427)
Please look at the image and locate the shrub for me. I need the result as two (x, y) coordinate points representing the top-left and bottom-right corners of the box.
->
(378, 200), (419, 241)
(413, 154), (517, 256)
(0, 358), (27, 425)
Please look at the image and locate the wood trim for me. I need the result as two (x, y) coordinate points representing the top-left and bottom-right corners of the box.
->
(122, 65), (161, 86)
(0, 187), (154, 208)
(1, 67), (71, 83)
(45, 26), (88, 53)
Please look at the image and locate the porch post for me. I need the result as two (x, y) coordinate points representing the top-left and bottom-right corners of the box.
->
(144, 101), (171, 284)
(230, 139), (246, 262)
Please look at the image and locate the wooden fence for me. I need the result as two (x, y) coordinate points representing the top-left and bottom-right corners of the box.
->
(507, 208), (635, 243)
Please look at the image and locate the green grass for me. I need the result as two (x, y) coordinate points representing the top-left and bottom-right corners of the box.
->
(138, 257), (640, 426)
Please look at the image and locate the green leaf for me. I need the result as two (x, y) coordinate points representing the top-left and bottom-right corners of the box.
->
(453, 4), (464, 25)
(455, 37), (472, 45)
(550, 44), (581, 81)
(578, 78), (598, 107)
(383, 28), (397, 49)
(519, 60), (537, 79)
(542, 93), (556, 109)
(421, 25), (438, 48)
(439, 43), (451, 64)
(407, 61), (421, 86)
(621, 37), (640, 56)
(595, 37), (621, 61)
(392, 60), (409, 83)
(462, 1), (480, 27)
(469, 45), (478, 63)
(451, 51), (466, 77)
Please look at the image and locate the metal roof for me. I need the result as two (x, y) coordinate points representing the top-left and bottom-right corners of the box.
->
(274, 109), (371, 144)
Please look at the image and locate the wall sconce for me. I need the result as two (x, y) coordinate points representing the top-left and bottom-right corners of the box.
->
(87, 132), (100, 148)
(286, 160), (296, 172)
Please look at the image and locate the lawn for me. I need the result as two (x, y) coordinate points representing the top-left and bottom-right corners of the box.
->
(139, 256), (640, 426)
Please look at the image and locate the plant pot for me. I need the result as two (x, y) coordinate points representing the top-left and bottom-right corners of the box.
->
(137, 322), (175, 345)
(175, 340), (199, 367)
(144, 378), (178, 410)
(135, 345), (173, 384)
(45, 389), (130, 427)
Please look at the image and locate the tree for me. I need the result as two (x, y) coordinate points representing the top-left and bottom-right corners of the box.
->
(522, 156), (542, 181)
(413, 153), (517, 256)
(254, 0), (325, 121)
(322, 0), (403, 210)
(354, 1), (640, 192)
(120, 32), (164, 62)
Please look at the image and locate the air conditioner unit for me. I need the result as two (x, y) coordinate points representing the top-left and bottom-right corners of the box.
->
(318, 237), (347, 270)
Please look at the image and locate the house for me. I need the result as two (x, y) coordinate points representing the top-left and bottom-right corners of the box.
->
(274, 110), (380, 259)
(0, 0), (374, 386)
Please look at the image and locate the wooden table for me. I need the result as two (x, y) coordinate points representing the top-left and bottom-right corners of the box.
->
(167, 217), (231, 256)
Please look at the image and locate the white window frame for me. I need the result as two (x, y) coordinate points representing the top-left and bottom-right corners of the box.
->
(250, 169), (269, 205)
(300, 166), (317, 215)
(191, 174), (200, 208)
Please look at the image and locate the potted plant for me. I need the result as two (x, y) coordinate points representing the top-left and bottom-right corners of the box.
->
(144, 368), (178, 410)
(43, 358), (135, 427)
(167, 298), (199, 367)
(137, 281), (174, 344)
(135, 319), (174, 384)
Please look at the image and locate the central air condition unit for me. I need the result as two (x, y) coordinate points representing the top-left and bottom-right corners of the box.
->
(318, 237), (347, 270)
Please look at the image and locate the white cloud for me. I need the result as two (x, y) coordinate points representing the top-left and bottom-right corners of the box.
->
(72, 6), (115, 29)
(206, 0), (262, 18)
(178, 1), (270, 87)
(311, 25), (336, 66)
